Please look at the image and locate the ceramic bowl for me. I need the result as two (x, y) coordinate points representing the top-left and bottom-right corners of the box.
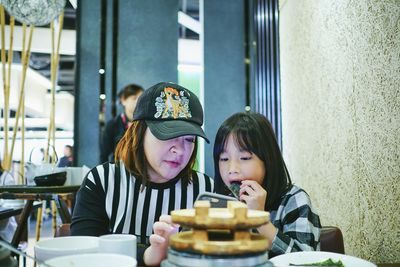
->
(34, 236), (99, 262)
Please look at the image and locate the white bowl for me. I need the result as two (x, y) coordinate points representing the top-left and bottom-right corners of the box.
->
(40, 253), (137, 267)
(34, 236), (99, 262)
(1, 199), (26, 208)
(269, 251), (376, 267)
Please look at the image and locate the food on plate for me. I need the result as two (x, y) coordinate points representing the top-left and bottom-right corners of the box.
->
(289, 258), (345, 267)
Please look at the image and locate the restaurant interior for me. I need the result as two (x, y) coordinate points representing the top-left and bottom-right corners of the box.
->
(0, 0), (398, 266)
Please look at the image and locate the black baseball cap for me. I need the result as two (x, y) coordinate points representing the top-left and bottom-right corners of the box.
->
(133, 82), (209, 143)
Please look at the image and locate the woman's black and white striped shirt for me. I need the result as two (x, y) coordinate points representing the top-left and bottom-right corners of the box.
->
(71, 161), (213, 244)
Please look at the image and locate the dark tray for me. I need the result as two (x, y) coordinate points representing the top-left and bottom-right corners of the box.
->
(0, 185), (80, 194)
(34, 171), (67, 186)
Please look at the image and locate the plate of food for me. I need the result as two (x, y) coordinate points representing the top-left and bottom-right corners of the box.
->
(269, 251), (376, 267)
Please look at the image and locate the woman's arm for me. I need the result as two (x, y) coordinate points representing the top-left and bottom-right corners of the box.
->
(71, 170), (110, 236)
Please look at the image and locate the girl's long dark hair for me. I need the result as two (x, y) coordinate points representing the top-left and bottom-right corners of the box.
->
(213, 112), (292, 211)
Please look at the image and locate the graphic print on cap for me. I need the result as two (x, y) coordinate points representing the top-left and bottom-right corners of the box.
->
(154, 87), (192, 119)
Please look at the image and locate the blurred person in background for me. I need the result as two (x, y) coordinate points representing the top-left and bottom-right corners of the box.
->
(100, 83), (144, 163)
(57, 145), (73, 167)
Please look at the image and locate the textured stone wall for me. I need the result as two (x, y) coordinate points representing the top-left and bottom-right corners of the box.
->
(279, 0), (400, 263)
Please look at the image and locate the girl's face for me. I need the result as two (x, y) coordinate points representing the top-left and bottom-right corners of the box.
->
(144, 128), (195, 183)
(219, 134), (266, 187)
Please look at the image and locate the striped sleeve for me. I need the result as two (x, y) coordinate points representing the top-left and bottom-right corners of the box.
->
(71, 163), (111, 236)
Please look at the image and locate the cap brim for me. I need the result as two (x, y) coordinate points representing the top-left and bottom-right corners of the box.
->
(146, 120), (209, 143)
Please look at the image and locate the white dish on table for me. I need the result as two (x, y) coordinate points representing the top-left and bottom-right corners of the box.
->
(99, 234), (137, 259)
(1, 199), (26, 208)
(34, 236), (99, 262)
(269, 251), (376, 267)
(40, 253), (137, 267)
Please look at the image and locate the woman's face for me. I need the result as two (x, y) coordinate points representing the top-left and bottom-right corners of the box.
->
(144, 128), (195, 183)
(218, 134), (265, 187)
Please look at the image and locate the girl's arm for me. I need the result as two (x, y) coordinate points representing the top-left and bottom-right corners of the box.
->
(268, 188), (321, 255)
(239, 180), (278, 248)
(240, 181), (320, 254)
(257, 221), (277, 249)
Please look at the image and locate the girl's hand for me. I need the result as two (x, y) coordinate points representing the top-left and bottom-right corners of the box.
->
(239, 180), (267, 211)
(143, 215), (179, 266)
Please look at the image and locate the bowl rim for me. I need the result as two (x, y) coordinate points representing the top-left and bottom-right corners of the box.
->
(44, 253), (137, 266)
(35, 236), (99, 252)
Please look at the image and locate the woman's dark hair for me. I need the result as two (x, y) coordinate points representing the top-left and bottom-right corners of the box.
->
(213, 112), (292, 211)
(115, 120), (198, 188)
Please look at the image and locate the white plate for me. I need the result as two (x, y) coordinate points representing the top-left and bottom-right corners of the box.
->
(269, 251), (376, 267)
(41, 253), (137, 267)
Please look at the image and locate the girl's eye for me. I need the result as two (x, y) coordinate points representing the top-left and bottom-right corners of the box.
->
(240, 156), (252, 160)
(219, 157), (228, 162)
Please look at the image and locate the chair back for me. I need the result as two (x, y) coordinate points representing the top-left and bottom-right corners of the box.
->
(320, 226), (345, 254)
(54, 223), (71, 237)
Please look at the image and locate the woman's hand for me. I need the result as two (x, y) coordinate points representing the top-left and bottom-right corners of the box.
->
(143, 215), (179, 266)
(239, 180), (267, 211)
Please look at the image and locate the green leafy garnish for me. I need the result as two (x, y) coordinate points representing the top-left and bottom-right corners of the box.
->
(289, 258), (345, 267)
(229, 182), (241, 199)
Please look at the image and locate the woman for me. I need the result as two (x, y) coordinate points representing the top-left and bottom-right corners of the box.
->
(71, 82), (213, 265)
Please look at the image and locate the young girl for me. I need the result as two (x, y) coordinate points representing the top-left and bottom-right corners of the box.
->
(71, 82), (213, 265)
(213, 112), (321, 258)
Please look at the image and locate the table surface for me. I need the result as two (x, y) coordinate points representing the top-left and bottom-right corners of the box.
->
(0, 201), (42, 220)
(0, 185), (80, 247)
(0, 185), (80, 194)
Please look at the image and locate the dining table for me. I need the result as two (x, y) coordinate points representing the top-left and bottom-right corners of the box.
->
(0, 184), (80, 248)
(0, 201), (42, 221)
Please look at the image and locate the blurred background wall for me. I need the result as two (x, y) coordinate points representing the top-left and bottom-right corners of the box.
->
(279, 0), (399, 263)
(74, 0), (247, 170)
(75, 0), (179, 167)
